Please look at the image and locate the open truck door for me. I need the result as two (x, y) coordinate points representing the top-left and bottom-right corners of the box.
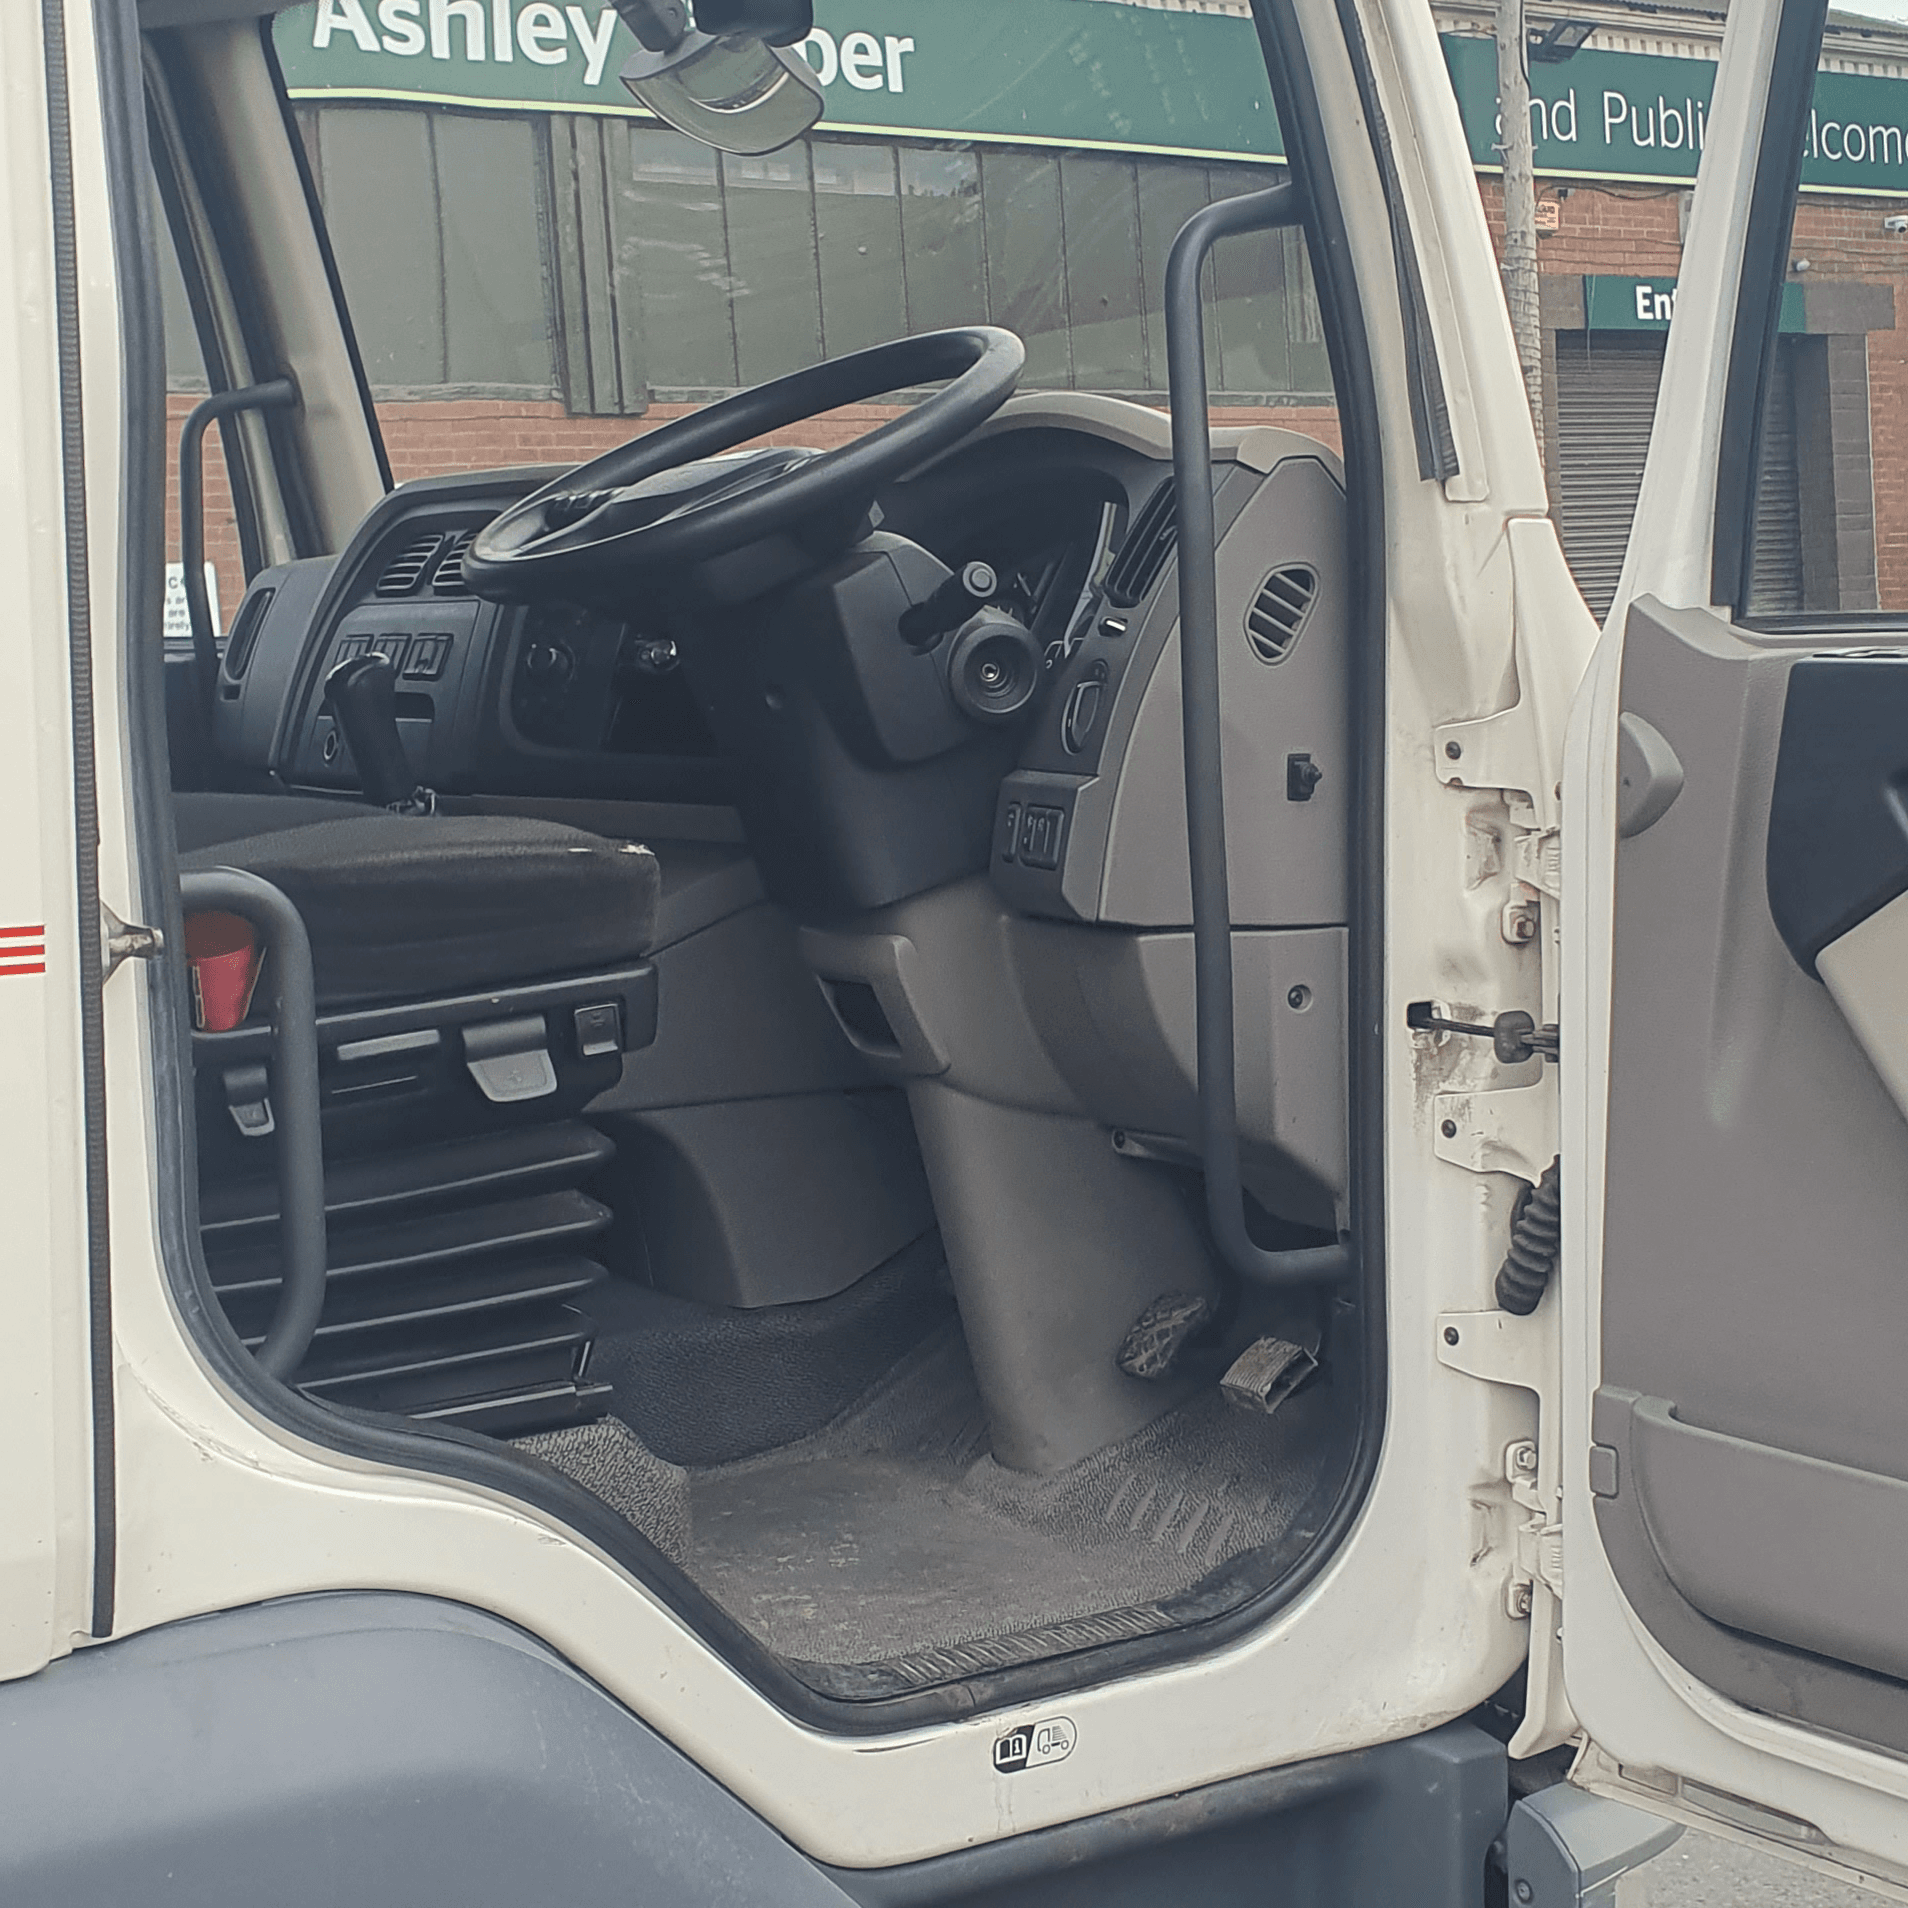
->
(1561, 0), (1908, 1888)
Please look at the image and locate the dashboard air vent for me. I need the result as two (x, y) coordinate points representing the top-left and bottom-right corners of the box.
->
(375, 533), (443, 597)
(431, 528), (478, 596)
(221, 586), (275, 681)
(1245, 565), (1318, 663)
(1103, 479), (1178, 609)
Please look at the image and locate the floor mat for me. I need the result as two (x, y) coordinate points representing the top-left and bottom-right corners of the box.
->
(524, 1320), (1344, 1687)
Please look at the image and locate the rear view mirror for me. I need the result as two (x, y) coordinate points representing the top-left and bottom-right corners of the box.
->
(614, 0), (824, 157)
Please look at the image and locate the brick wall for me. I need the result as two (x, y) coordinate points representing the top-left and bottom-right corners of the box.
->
(1475, 176), (1908, 608)
(1789, 198), (1908, 606)
(167, 393), (1342, 620)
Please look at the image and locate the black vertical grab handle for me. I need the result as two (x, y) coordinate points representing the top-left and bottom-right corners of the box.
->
(1164, 183), (1353, 1287)
(178, 377), (298, 718)
(181, 867), (328, 1378)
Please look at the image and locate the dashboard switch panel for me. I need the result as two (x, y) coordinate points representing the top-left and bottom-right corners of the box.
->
(404, 634), (452, 680)
(1019, 805), (1066, 870)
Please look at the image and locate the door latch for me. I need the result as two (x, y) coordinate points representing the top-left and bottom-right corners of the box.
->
(101, 902), (164, 983)
(1407, 1001), (1558, 1064)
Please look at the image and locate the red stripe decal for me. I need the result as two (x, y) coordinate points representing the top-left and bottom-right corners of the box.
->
(0, 925), (45, 938)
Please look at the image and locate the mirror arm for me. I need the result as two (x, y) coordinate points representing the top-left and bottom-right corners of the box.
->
(614, 0), (689, 53)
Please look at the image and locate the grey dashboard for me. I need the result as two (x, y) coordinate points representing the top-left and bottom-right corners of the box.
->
(200, 400), (1348, 933)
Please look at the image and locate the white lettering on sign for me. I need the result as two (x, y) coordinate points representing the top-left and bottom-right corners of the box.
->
(1811, 114), (1908, 167)
(1633, 283), (1676, 323)
(1600, 88), (1707, 155)
(164, 562), (222, 645)
(316, 0), (617, 83)
(1497, 88), (1578, 144)
(799, 27), (914, 94)
(314, 0), (379, 51)
(838, 30), (886, 90)
(516, 0), (565, 62)
(378, 0), (425, 55)
(308, 6), (919, 97)
(885, 34), (915, 93)
(566, 4), (616, 85)
(431, 0), (484, 60)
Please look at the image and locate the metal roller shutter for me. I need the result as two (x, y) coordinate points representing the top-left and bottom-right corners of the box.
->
(1554, 331), (1665, 622)
(1748, 338), (1804, 613)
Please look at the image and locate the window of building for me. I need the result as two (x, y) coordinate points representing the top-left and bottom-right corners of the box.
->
(298, 105), (559, 399)
(599, 128), (1331, 407)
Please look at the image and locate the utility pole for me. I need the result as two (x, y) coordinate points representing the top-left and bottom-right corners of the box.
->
(1496, 0), (1547, 490)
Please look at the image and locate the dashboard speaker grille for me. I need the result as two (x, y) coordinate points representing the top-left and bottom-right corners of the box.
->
(1245, 564), (1317, 663)
(1103, 479), (1178, 608)
(432, 529), (478, 596)
(375, 532), (444, 597)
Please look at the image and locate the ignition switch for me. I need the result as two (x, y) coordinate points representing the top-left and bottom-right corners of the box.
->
(898, 561), (999, 650)
(523, 639), (576, 685)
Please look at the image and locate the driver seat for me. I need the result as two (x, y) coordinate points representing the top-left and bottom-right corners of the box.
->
(178, 793), (663, 1437)
(177, 803), (661, 1006)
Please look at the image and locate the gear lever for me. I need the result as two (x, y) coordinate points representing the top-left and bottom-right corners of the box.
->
(323, 654), (435, 814)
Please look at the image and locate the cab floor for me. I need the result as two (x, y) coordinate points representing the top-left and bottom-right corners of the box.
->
(520, 1321), (1342, 1683)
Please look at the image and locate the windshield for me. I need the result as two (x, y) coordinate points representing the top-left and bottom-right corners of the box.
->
(237, 1), (1338, 523)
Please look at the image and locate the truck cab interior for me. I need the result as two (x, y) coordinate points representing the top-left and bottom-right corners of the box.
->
(140, 0), (1377, 1718)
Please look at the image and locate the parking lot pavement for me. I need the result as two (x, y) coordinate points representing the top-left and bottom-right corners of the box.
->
(1624, 1828), (1881, 1905)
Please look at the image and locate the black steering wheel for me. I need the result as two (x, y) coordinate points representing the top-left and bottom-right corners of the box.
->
(465, 327), (1024, 604)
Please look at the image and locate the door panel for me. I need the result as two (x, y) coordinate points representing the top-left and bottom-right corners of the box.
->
(1593, 597), (1908, 1754)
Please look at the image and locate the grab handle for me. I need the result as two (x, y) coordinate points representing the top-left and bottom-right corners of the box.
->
(182, 867), (328, 1376)
(1164, 182), (1352, 1287)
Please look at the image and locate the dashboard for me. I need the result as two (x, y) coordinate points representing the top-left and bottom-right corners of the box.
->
(193, 396), (1348, 931)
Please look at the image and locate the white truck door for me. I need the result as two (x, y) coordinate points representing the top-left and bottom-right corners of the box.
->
(1562, 0), (1908, 1886)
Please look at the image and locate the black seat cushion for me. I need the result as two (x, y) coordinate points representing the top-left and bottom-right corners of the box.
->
(172, 791), (381, 854)
(182, 813), (661, 1007)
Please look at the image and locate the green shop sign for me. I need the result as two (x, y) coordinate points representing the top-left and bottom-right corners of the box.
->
(280, 0), (1284, 164)
(1584, 274), (1808, 330)
(280, 1), (1908, 195)
(1442, 34), (1908, 196)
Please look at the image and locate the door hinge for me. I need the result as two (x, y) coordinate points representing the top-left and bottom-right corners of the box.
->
(1437, 1309), (1577, 1756)
(102, 903), (164, 983)
(1513, 824), (1563, 898)
(1508, 1436), (1564, 1614)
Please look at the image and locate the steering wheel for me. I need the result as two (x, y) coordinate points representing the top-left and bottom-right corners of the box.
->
(465, 327), (1024, 604)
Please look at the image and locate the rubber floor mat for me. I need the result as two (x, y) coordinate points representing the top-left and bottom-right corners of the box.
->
(522, 1322), (1343, 1683)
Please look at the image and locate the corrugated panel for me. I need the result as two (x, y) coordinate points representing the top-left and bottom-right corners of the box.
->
(1748, 340), (1803, 614)
(1554, 331), (1665, 623)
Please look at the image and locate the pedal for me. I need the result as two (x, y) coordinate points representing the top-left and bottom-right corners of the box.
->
(1219, 1336), (1318, 1416)
(1117, 1291), (1215, 1380)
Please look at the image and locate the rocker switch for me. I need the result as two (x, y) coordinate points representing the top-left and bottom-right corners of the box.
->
(573, 1002), (624, 1059)
(1019, 805), (1065, 870)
